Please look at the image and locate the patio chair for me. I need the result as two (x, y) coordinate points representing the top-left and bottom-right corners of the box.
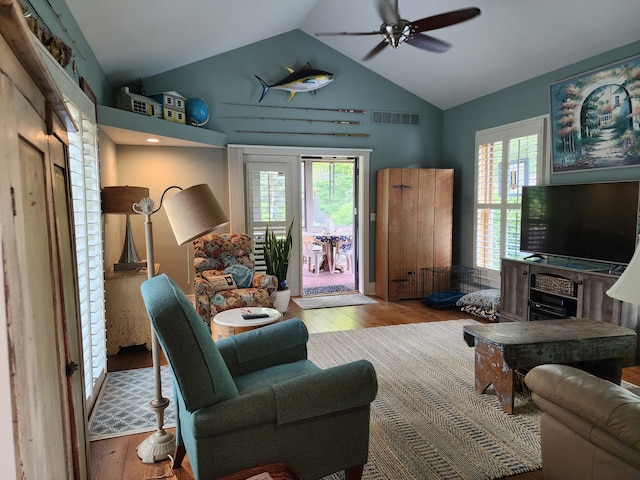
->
(335, 239), (353, 272)
(302, 236), (326, 275)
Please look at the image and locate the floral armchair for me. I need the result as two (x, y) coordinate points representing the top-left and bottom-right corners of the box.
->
(193, 233), (277, 323)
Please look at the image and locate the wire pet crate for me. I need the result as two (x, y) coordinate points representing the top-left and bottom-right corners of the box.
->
(422, 266), (481, 309)
(395, 269), (425, 300)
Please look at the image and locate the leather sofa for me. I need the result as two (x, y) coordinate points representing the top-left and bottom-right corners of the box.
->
(525, 364), (640, 480)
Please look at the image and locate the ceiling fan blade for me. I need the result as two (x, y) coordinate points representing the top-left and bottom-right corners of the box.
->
(362, 40), (388, 61)
(410, 7), (481, 34)
(316, 31), (380, 37)
(376, 0), (400, 24)
(405, 33), (451, 53)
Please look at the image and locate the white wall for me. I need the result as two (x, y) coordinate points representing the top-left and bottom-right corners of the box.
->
(98, 131), (123, 269)
(111, 145), (229, 292)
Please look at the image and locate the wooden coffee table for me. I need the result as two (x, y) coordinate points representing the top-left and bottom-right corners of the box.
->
(212, 307), (282, 341)
(463, 319), (637, 414)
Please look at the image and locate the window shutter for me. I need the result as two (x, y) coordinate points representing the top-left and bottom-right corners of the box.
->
(66, 100), (106, 409)
(474, 117), (547, 281)
(246, 164), (290, 272)
(475, 141), (503, 270)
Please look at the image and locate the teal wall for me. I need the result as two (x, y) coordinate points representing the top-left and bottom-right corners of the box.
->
(25, 1), (640, 271)
(443, 41), (640, 267)
(26, 0), (109, 102)
(139, 30), (444, 200)
(139, 30), (443, 285)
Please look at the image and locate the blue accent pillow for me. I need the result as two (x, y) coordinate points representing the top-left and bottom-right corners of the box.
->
(224, 264), (253, 288)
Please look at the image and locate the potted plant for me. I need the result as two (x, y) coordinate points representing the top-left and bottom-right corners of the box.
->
(264, 220), (293, 312)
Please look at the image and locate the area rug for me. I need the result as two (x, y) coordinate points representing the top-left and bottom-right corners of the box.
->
(293, 293), (378, 309)
(88, 365), (175, 441)
(309, 320), (542, 480)
(302, 284), (354, 296)
(88, 320), (541, 479)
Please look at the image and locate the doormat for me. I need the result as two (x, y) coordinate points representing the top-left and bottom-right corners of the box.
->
(293, 293), (378, 310)
(302, 285), (354, 296)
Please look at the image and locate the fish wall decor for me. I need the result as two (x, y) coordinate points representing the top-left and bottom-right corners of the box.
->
(255, 63), (334, 102)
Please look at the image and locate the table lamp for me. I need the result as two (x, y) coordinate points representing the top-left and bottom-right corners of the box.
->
(607, 247), (640, 304)
(101, 185), (149, 271)
(133, 183), (228, 464)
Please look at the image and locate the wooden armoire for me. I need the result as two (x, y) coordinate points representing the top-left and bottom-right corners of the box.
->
(0, 2), (88, 479)
(376, 168), (453, 301)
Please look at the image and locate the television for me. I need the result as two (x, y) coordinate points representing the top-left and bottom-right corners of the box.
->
(519, 181), (640, 265)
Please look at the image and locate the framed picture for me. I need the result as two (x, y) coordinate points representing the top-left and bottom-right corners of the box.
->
(549, 54), (640, 173)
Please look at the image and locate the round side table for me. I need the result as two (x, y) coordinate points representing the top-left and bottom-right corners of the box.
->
(212, 307), (282, 341)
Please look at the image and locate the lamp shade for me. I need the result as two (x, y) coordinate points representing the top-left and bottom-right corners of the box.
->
(102, 186), (150, 214)
(163, 184), (228, 245)
(606, 246), (640, 304)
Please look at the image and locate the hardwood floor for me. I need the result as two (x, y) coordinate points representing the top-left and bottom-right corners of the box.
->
(92, 297), (640, 480)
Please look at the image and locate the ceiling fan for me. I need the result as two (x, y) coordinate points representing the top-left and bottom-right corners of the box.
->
(316, 0), (481, 60)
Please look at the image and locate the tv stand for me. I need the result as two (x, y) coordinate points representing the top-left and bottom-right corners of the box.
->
(500, 256), (639, 364)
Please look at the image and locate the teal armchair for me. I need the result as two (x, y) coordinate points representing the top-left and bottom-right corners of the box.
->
(140, 274), (378, 480)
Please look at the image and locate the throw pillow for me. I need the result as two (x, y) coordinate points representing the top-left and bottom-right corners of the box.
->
(203, 272), (237, 292)
(224, 264), (253, 289)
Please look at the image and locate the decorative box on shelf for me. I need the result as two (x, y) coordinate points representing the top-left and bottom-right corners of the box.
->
(533, 273), (576, 297)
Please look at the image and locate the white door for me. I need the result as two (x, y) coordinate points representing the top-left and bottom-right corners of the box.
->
(245, 162), (294, 279)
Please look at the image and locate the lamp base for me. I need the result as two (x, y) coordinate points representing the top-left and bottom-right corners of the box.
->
(113, 261), (147, 271)
(136, 429), (176, 464)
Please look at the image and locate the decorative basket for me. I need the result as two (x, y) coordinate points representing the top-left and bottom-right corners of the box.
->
(217, 463), (303, 480)
(535, 274), (574, 296)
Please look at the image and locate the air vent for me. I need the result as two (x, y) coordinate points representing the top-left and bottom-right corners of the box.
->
(372, 110), (421, 126)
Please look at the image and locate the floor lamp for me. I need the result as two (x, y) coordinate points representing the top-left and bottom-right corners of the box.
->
(133, 183), (228, 463)
(607, 246), (640, 306)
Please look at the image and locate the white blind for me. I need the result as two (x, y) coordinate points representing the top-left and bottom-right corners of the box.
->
(34, 36), (106, 411)
(66, 100), (106, 409)
(474, 117), (546, 279)
(246, 163), (291, 272)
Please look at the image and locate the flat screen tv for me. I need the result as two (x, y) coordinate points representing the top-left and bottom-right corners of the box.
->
(520, 181), (640, 265)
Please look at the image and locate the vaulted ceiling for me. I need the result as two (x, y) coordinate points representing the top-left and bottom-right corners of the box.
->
(65, 0), (640, 110)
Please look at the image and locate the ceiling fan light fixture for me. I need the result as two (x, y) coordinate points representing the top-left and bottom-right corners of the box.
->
(316, 2), (480, 60)
(381, 22), (410, 48)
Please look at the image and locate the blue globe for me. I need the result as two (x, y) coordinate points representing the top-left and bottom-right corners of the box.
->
(186, 97), (210, 126)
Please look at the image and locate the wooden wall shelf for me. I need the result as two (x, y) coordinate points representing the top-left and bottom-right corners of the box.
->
(98, 105), (227, 147)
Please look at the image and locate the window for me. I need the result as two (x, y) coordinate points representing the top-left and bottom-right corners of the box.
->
(246, 163), (292, 271)
(66, 99), (106, 410)
(474, 116), (548, 282)
(34, 33), (107, 414)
